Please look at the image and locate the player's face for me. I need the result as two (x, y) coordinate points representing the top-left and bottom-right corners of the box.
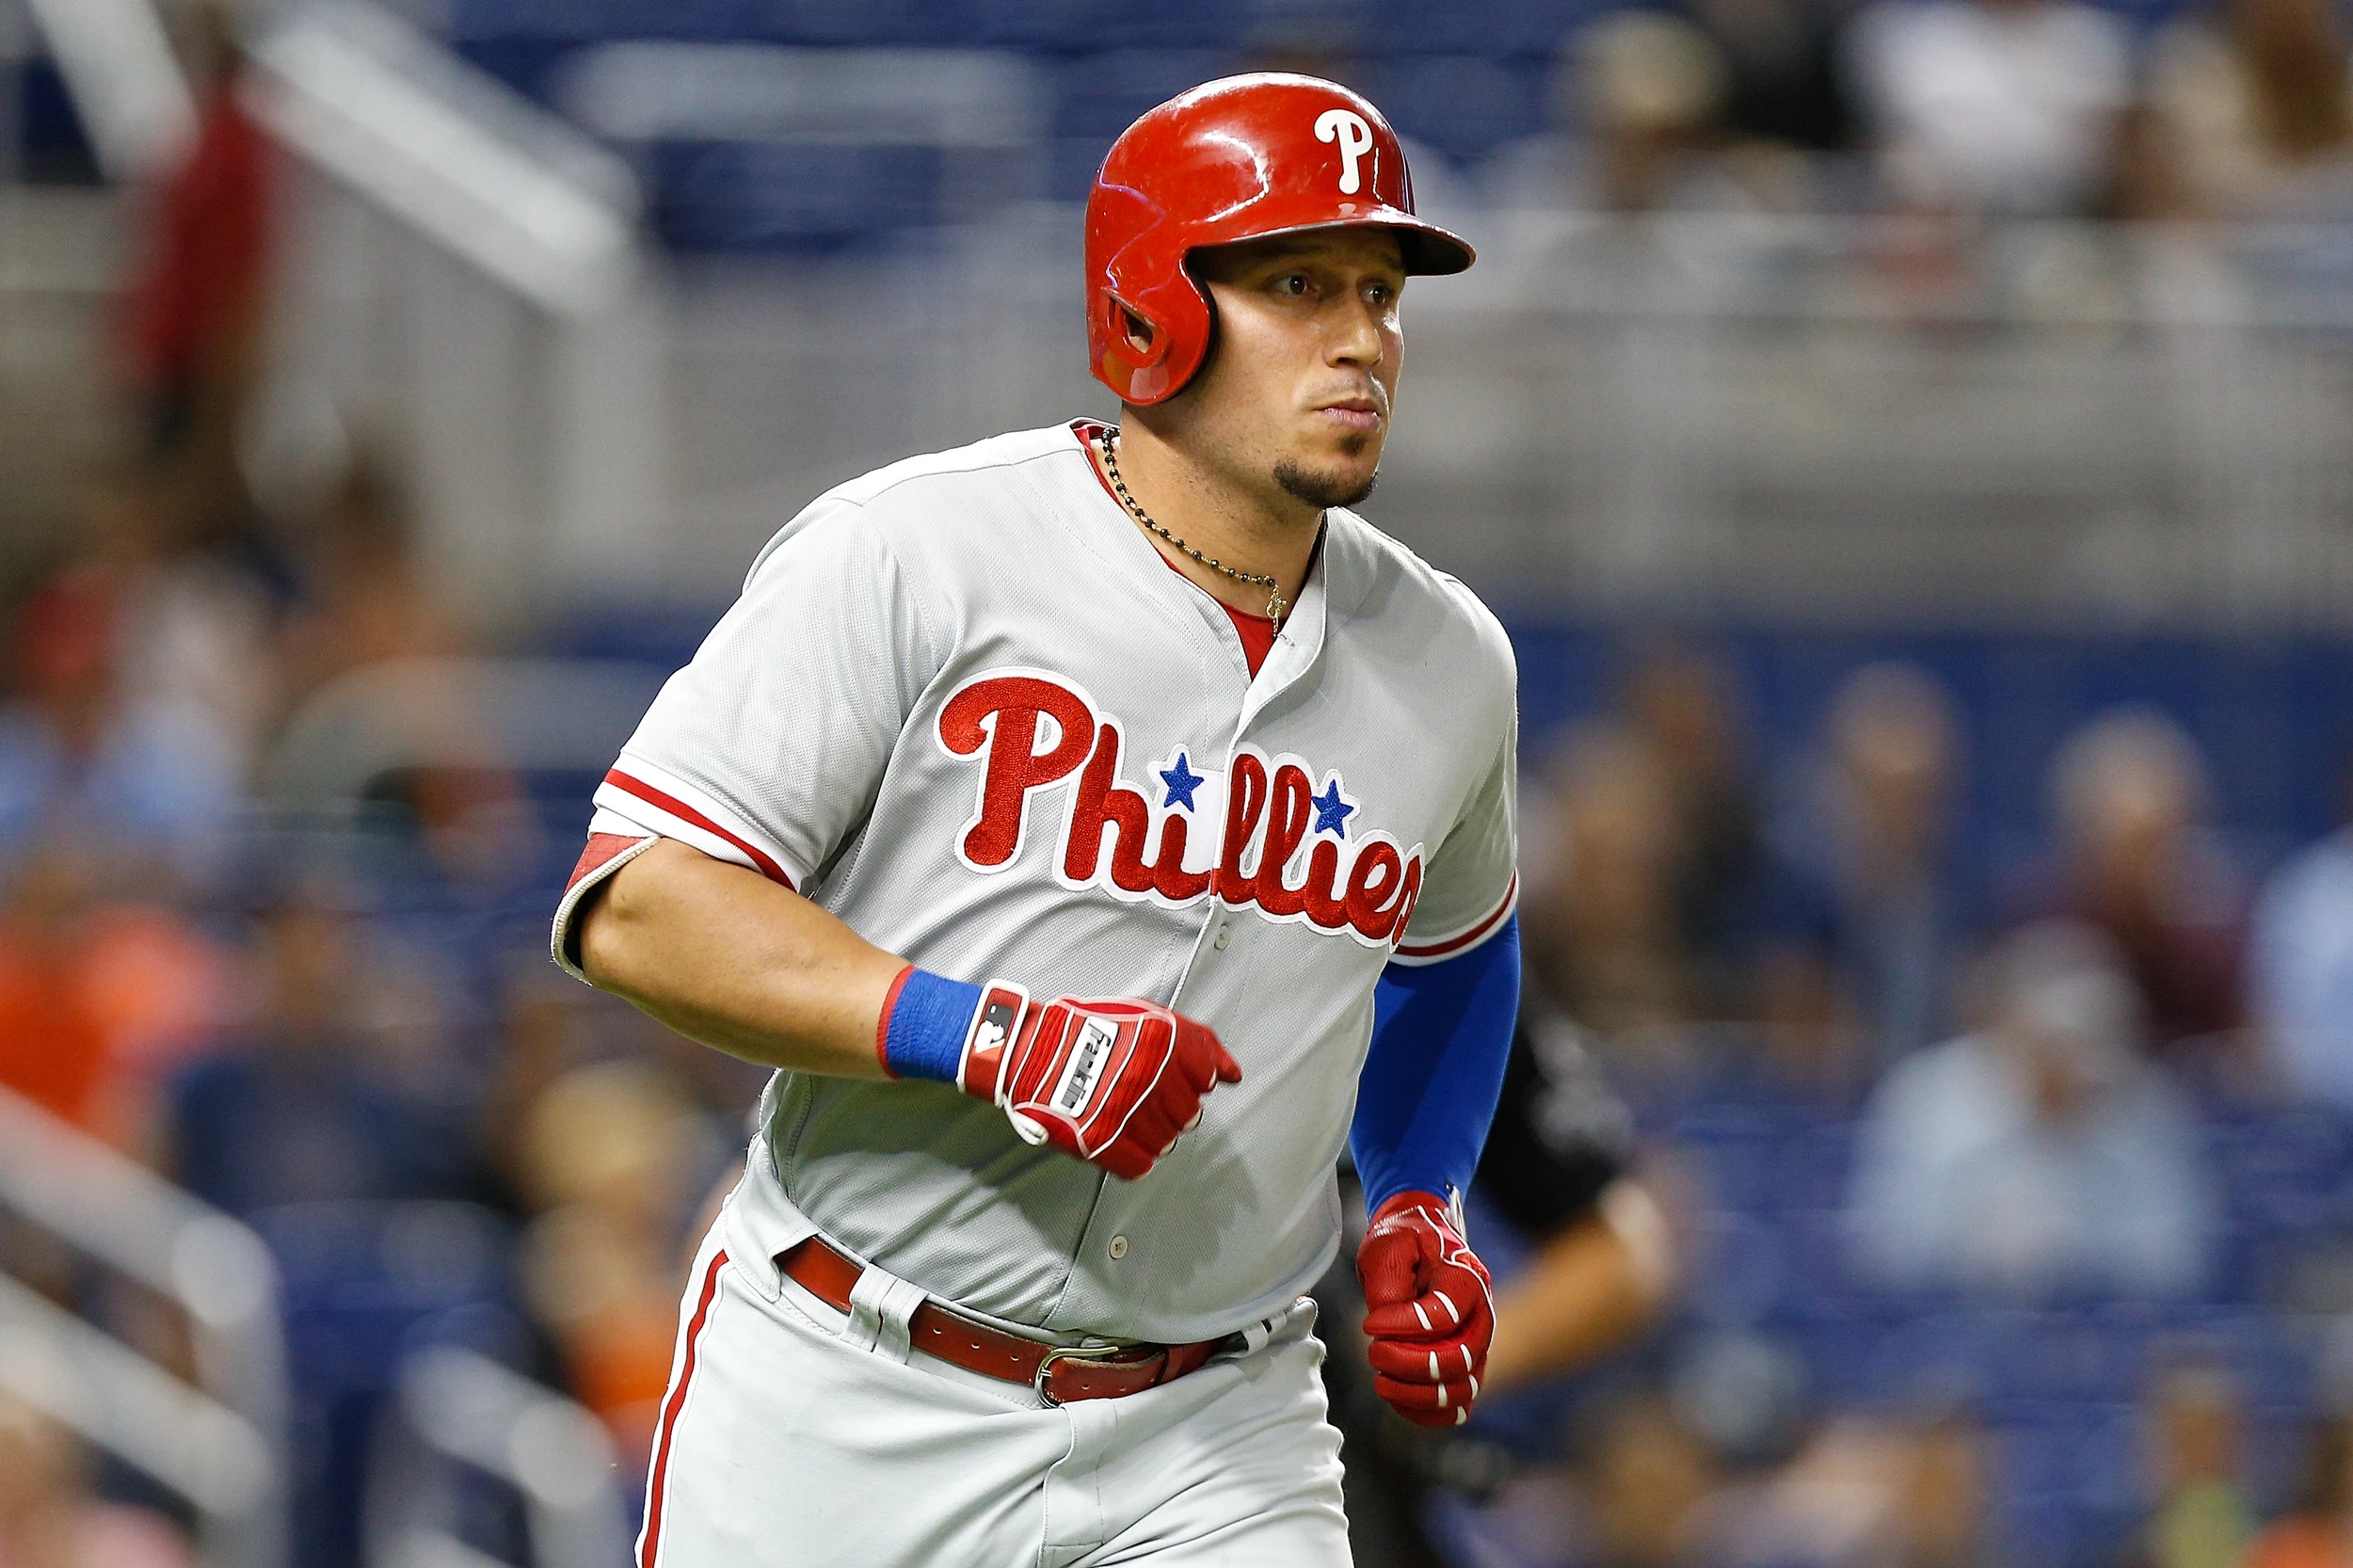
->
(1183, 230), (1407, 511)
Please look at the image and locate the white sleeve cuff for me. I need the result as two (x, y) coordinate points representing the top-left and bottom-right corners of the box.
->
(593, 756), (808, 889)
(1388, 874), (1519, 967)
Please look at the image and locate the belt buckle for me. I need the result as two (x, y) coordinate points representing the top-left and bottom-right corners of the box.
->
(1031, 1341), (1128, 1407)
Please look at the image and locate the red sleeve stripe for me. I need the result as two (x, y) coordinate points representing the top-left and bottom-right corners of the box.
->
(1394, 874), (1518, 960)
(602, 770), (794, 888)
(638, 1248), (728, 1568)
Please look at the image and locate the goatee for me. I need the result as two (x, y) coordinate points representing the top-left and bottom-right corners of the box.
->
(1274, 458), (1377, 510)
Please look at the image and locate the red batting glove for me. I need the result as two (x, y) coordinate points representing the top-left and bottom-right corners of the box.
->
(1357, 1190), (1495, 1428)
(955, 984), (1242, 1180)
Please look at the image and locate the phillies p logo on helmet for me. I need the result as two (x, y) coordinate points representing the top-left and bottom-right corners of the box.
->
(1314, 108), (1375, 194)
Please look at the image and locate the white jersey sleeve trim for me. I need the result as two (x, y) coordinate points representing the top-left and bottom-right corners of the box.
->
(592, 755), (810, 889)
(1388, 874), (1518, 968)
(549, 821), (660, 983)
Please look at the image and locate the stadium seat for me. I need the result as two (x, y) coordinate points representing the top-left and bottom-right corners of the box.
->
(975, 0), (1251, 53)
(1361, 0), (1594, 57)
(1045, 51), (1246, 200)
(650, 139), (948, 251)
(248, 1202), (526, 1568)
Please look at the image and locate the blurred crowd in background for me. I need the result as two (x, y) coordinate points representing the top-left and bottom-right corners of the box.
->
(11, 1), (2353, 1567)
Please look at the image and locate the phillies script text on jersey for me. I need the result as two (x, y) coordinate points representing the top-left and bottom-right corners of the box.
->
(938, 670), (1424, 949)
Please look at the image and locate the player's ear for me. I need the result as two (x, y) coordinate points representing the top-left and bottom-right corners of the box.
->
(1118, 307), (1155, 357)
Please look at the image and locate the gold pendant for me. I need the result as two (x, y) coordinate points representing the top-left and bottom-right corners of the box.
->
(1267, 586), (1287, 622)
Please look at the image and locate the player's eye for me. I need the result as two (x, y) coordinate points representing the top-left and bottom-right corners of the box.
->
(1273, 273), (1312, 297)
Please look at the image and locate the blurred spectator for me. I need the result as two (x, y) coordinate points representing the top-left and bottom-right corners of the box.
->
(476, 972), (593, 1210)
(166, 892), (475, 1215)
(2244, 1415), (2353, 1568)
(74, 468), (282, 788)
(0, 842), (110, 1130)
(1478, 1004), (1673, 1396)
(278, 456), (531, 880)
(1846, 0), (2135, 216)
(1577, 1391), (1720, 1568)
(1683, 1417), (1913, 1568)
(280, 457), (458, 696)
(0, 833), (221, 1146)
(1624, 646), (1769, 1016)
(517, 1060), (717, 1464)
(2148, 0), (2353, 219)
(2041, 706), (2244, 1052)
(2135, 1362), (2256, 1568)
(1557, 0), (1862, 212)
(1573, 12), (1736, 210)
(1769, 663), (1972, 1064)
(0, 561), (240, 885)
(120, 0), (278, 541)
(1525, 724), (1701, 1044)
(1892, 1411), (1990, 1568)
(1845, 920), (2219, 1297)
(0, 1395), (195, 1568)
(2249, 767), (2353, 1109)
(1698, 0), (1865, 157)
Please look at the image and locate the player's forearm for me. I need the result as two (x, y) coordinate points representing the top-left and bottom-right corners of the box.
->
(578, 838), (902, 1079)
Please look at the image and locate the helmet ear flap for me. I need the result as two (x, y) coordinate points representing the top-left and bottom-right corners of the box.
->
(1103, 294), (1169, 370)
(1110, 275), (1213, 406)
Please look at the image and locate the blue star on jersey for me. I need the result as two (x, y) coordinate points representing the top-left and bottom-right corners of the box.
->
(1312, 778), (1355, 838)
(1160, 752), (1205, 811)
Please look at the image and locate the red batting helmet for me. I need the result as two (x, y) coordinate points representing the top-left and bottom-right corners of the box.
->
(1084, 73), (1476, 406)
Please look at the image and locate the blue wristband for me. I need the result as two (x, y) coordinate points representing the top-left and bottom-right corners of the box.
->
(881, 968), (984, 1083)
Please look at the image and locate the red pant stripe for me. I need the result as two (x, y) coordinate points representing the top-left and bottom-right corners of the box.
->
(639, 1249), (729, 1568)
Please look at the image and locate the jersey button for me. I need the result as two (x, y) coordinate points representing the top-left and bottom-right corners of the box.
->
(1108, 1235), (1128, 1260)
(1212, 924), (1230, 952)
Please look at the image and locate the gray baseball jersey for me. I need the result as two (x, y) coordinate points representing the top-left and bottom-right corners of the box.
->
(553, 419), (1518, 1346)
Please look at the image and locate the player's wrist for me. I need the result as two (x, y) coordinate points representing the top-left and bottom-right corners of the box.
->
(1366, 1187), (1457, 1231)
(876, 966), (984, 1082)
(874, 967), (1040, 1100)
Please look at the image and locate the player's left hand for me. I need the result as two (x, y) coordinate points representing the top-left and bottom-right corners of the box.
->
(1356, 1189), (1494, 1428)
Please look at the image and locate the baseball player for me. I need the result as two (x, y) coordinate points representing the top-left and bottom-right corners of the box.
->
(554, 73), (1523, 1567)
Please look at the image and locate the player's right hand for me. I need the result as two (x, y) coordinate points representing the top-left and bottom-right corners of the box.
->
(954, 985), (1241, 1180)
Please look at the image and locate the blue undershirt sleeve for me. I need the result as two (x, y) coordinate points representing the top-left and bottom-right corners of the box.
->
(1348, 915), (1522, 1214)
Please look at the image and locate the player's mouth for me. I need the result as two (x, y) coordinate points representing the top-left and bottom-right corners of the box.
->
(1314, 396), (1384, 435)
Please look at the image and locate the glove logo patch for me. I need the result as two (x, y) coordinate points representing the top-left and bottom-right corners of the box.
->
(974, 996), (1019, 1057)
(1053, 1016), (1118, 1115)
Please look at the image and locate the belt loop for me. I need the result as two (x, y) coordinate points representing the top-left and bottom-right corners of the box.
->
(846, 1266), (929, 1364)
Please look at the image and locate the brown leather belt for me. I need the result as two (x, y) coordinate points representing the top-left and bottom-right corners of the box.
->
(778, 1236), (1225, 1405)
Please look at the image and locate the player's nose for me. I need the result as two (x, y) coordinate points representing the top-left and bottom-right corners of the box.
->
(1326, 292), (1386, 369)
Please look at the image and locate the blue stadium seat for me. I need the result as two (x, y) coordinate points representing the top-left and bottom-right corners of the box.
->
(449, 39), (583, 105)
(650, 139), (948, 251)
(745, 0), (983, 45)
(1364, 55), (1552, 162)
(976, 0), (1251, 52)
(1686, 1211), (1790, 1326)
(1771, 1208), (1857, 1318)
(1770, 1125), (1855, 1212)
(1047, 52), (1245, 198)
(1360, 0), (1593, 57)
(250, 1203), (525, 1568)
